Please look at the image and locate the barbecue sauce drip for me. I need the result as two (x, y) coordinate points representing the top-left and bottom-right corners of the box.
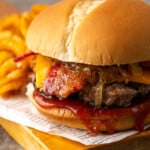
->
(33, 90), (150, 134)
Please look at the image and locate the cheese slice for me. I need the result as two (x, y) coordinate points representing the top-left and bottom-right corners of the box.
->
(35, 55), (52, 88)
(126, 70), (150, 85)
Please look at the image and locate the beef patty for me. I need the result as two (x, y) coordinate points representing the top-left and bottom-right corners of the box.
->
(79, 82), (150, 108)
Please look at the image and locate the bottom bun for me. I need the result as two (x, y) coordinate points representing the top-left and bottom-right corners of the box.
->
(26, 83), (150, 133)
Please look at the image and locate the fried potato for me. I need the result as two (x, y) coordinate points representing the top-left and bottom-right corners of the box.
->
(0, 59), (17, 78)
(0, 79), (26, 95)
(0, 51), (14, 65)
(0, 4), (48, 95)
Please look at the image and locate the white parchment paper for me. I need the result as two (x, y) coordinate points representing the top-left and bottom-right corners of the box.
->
(0, 95), (149, 145)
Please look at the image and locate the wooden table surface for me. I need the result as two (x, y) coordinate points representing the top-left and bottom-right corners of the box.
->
(0, 117), (150, 150)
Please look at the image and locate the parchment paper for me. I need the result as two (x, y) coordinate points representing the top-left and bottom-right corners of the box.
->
(0, 95), (149, 145)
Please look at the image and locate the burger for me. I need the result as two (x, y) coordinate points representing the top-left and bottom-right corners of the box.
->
(26, 0), (150, 134)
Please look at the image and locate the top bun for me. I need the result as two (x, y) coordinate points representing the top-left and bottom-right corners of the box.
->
(27, 0), (150, 66)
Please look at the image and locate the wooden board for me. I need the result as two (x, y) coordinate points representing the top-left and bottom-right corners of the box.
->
(0, 117), (150, 150)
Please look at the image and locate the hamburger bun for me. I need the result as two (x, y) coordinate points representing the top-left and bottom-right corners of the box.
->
(27, 0), (150, 65)
(26, 0), (150, 133)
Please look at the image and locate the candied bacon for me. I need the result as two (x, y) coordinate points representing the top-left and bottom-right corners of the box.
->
(42, 65), (86, 98)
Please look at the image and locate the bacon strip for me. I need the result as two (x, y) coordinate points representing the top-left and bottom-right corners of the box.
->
(14, 52), (36, 62)
(42, 65), (86, 98)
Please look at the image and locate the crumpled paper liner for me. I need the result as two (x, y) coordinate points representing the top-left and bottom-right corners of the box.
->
(0, 95), (149, 145)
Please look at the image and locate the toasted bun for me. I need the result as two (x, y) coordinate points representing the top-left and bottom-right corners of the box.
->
(0, 1), (18, 18)
(27, 83), (150, 132)
(27, 0), (150, 65)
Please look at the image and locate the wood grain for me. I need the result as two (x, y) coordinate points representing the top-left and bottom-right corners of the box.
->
(0, 117), (150, 150)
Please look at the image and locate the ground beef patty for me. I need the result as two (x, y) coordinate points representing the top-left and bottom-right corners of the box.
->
(79, 82), (150, 108)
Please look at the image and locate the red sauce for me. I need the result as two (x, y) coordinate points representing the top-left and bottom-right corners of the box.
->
(33, 90), (150, 134)
(14, 52), (36, 62)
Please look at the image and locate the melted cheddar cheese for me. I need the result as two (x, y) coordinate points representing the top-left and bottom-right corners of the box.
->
(126, 70), (150, 85)
(36, 55), (53, 88)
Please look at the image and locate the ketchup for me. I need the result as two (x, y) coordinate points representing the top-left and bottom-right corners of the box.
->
(33, 90), (150, 134)
(14, 52), (36, 62)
